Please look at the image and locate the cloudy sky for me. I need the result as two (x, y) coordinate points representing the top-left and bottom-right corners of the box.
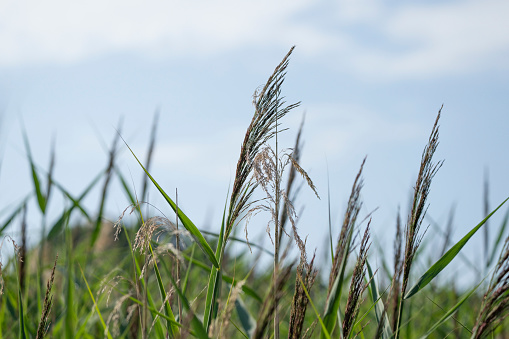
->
(1, 0), (508, 280)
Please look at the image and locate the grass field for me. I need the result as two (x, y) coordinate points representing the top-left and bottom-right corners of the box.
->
(1, 47), (508, 338)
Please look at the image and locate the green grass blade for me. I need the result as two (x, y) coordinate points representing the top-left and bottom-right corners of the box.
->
(181, 252), (262, 302)
(124, 140), (219, 268)
(18, 288), (26, 339)
(0, 197), (29, 234)
(90, 127), (121, 248)
(147, 242), (179, 336)
(16, 256), (27, 339)
(405, 196), (509, 299)
(200, 230), (273, 256)
(235, 297), (256, 338)
(48, 172), (103, 239)
(419, 278), (483, 338)
(22, 128), (47, 214)
(115, 168), (137, 206)
(182, 243), (196, 295)
(299, 275), (331, 339)
(322, 232), (352, 338)
(166, 268), (210, 339)
(366, 260), (392, 339)
(78, 264), (113, 339)
(204, 196), (228, 330)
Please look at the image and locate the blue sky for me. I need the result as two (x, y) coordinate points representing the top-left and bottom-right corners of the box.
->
(1, 0), (509, 281)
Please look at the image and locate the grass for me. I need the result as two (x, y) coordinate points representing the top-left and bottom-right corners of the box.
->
(1, 46), (509, 338)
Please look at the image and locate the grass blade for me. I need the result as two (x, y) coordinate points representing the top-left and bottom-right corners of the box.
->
(166, 268), (210, 339)
(0, 196), (29, 234)
(299, 275), (331, 339)
(78, 264), (113, 339)
(147, 241), (179, 336)
(366, 260), (392, 339)
(235, 297), (256, 338)
(419, 279), (482, 338)
(123, 140), (219, 269)
(18, 288), (26, 339)
(22, 127), (46, 214)
(405, 196), (509, 299)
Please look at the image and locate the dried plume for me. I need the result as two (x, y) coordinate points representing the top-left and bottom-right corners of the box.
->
(226, 46), (300, 242)
(327, 157), (366, 296)
(288, 248), (318, 339)
(395, 107), (443, 337)
(36, 254), (58, 339)
(342, 222), (371, 338)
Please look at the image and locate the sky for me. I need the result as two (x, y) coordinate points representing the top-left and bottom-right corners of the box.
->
(1, 0), (509, 283)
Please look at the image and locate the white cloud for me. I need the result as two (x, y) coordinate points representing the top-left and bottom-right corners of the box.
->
(334, 0), (509, 80)
(1, 0), (507, 81)
(0, 0), (324, 66)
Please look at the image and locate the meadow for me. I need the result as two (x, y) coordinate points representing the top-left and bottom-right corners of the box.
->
(1, 47), (508, 338)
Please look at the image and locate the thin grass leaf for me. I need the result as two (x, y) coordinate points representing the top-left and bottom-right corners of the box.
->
(116, 168), (137, 206)
(366, 260), (392, 339)
(322, 227), (353, 338)
(22, 127), (46, 214)
(123, 140), (219, 268)
(18, 288), (26, 339)
(201, 230), (273, 256)
(299, 275), (331, 339)
(48, 171), (103, 239)
(166, 269), (210, 339)
(235, 297), (256, 338)
(78, 264), (113, 339)
(0, 196), (29, 234)
(203, 191), (228, 331)
(405, 196), (509, 299)
(147, 241), (179, 336)
(141, 110), (159, 202)
(181, 251), (262, 302)
(419, 279), (483, 338)
(64, 219), (76, 339)
(90, 121), (122, 248)
(183, 243), (196, 295)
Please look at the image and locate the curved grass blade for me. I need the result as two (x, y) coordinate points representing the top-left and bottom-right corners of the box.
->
(299, 275), (331, 339)
(123, 140), (219, 269)
(116, 168), (137, 206)
(181, 252), (262, 302)
(200, 230), (273, 256)
(48, 171), (103, 239)
(203, 202), (227, 330)
(147, 241), (179, 336)
(18, 288), (26, 339)
(0, 196), (29, 235)
(235, 297), (256, 338)
(166, 269), (210, 339)
(419, 278), (484, 338)
(366, 260), (392, 339)
(405, 196), (509, 299)
(322, 231), (352, 338)
(22, 128), (46, 214)
(78, 264), (113, 339)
